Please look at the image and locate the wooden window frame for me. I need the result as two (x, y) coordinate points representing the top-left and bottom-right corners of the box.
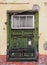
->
(11, 15), (34, 29)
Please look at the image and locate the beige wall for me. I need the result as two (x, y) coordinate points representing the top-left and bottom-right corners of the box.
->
(0, 0), (47, 55)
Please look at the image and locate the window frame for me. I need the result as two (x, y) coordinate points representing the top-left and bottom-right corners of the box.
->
(11, 15), (34, 29)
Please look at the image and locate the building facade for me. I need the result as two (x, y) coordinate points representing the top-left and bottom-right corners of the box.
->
(0, 0), (47, 65)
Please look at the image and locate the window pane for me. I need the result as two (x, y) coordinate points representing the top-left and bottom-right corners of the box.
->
(13, 16), (19, 27)
(27, 16), (33, 27)
(20, 16), (26, 27)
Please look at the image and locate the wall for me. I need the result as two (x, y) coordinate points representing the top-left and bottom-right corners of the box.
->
(0, 0), (47, 55)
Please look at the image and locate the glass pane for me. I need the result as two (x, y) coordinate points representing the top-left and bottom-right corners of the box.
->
(27, 16), (33, 27)
(13, 16), (19, 27)
(20, 16), (26, 27)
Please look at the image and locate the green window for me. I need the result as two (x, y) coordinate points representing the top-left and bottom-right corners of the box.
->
(7, 11), (39, 61)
